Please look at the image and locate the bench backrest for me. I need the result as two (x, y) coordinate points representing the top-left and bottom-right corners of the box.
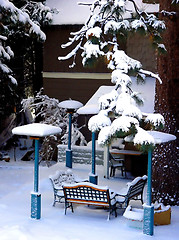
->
(127, 176), (147, 200)
(63, 183), (110, 206)
(49, 170), (76, 188)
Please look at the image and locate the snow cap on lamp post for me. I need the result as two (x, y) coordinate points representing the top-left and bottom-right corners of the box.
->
(12, 123), (62, 137)
(59, 99), (83, 113)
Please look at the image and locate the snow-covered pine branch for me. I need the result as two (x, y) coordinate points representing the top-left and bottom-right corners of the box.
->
(58, 0), (166, 151)
(172, 0), (179, 4)
(139, 69), (162, 84)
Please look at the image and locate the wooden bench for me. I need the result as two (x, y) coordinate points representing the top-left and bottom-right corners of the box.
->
(49, 170), (88, 206)
(63, 182), (117, 220)
(115, 175), (147, 208)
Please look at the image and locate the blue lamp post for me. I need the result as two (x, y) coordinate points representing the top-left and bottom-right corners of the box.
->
(142, 131), (176, 236)
(59, 100), (83, 168)
(77, 105), (100, 185)
(12, 123), (61, 219)
(89, 131), (98, 184)
(66, 110), (73, 168)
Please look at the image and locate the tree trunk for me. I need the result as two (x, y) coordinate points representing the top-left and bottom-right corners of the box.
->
(152, 0), (179, 205)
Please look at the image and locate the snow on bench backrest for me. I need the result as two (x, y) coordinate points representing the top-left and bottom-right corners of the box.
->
(49, 169), (76, 187)
(63, 182), (110, 205)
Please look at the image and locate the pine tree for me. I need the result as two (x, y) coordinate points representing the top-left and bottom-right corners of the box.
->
(59, 0), (165, 147)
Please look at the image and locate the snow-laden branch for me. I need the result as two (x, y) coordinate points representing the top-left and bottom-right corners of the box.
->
(172, 0), (179, 4)
(58, 41), (82, 61)
(139, 69), (162, 84)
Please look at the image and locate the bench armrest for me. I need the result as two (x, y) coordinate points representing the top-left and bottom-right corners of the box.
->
(54, 186), (63, 191)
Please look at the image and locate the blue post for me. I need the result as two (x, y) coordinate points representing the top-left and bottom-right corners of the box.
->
(34, 139), (39, 192)
(147, 149), (152, 205)
(89, 131), (98, 184)
(31, 138), (41, 219)
(66, 112), (72, 168)
(92, 131), (96, 175)
(68, 112), (72, 150)
(143, 149), (154, 235)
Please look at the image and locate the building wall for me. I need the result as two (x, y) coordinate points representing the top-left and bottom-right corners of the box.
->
(43, 25), (113, 104)
(43, 25), (156, 105)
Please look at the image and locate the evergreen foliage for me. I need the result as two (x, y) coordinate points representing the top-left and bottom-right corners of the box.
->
(0, 0), (55, 117)
(59, 0), (165, 152)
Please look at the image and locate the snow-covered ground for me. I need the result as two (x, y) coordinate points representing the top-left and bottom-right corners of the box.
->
(0, 148), (178, 240)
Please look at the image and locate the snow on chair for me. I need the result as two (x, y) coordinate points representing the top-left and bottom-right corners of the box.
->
(115, 175), (147, 208)
(49, 169), (88, 206)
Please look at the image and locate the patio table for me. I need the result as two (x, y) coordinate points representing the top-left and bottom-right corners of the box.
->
(110, 149), (142, 156)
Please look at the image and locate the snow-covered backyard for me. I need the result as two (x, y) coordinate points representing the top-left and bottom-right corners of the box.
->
(0, 148), (178, 240)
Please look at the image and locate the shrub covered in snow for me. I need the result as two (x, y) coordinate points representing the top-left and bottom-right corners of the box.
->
(21, 89), (87, 165)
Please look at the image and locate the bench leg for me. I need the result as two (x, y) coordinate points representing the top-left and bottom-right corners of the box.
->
(65, 202), (74, 215)
(107, 212), (110, 221)
(107, 205), (117, 220)
(71, 203), (74, 213)
(53, 194), (57, 206)
(65, 202), (67, 215)
(110, 167), (113, 177)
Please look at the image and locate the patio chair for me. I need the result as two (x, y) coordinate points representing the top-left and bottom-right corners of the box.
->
(109, 152), (126, 178)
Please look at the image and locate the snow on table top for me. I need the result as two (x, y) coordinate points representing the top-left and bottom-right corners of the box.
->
(59, 100), (83, 110)
(12, 123), (62, 137)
